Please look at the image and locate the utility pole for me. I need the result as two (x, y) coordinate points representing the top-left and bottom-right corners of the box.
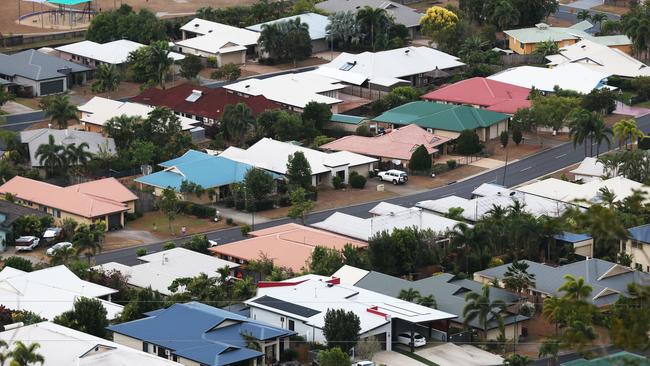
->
(502, 146), (509, 186)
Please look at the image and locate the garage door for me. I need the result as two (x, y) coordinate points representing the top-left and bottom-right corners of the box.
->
(40, 79), (64, 95)
(107, 213), (122, 230)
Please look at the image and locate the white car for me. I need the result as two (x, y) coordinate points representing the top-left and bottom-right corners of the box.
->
(46, 242), (73, 256)
(208, 239), (219, 247)
(15, 236), (40, 252)
(396, 332), (426, 348)
(354, 362), (375, 366)
(378, 170), (408, 185)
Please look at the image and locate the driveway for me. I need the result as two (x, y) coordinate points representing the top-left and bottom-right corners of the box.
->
(2, 101), (35, 115)
(564, 0), (603, 10)
(372, 351), (427, 366)
(415, 343), (503, 366)
(614, 102), (650, 118)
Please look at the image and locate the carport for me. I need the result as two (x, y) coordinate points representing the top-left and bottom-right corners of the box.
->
(391, 316), (454, 353)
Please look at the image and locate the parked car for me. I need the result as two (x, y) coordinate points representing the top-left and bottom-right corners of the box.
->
(42, 227), (64, 243)
(15, 236), (40, 252)
(396, 332), (426, 347)
(46, 242), (73, 256)
(208, 239), (219, 247)
(378, 169), (408, 184)
(354, 362), (375, 366)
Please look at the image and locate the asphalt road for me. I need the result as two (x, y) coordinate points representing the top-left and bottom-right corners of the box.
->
(95, 113), (650, 265)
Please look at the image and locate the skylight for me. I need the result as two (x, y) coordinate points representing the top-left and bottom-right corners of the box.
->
(339, 62), (355, 71)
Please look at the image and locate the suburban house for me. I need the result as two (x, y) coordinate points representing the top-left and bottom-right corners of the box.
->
(0, 265), (123, 320)
(569, 157), (608, 182)
(224, 72), (346, 112)
(554, 232), (594, 258)
(312, 46), (465, 91)
(545, 39), (650, 78)
(0, 176), (137, 230)
(20, 128), (116, 169)
(175, 18), (260, 66)
(0, 322), (182, 366)
(55, 39), (185, 69)
(421, 77), (532, 115)
(316, 0), (423, 37)
(372, 101), (509, 141)
(245, 274), (457, 351)
(247, 13), (330, 53)
(0, 50), (90, 96)
(474, 258), (650, 307)
(130, 84), (280, 127)
(97, 247), (239, 295)
(333, 265), (529, 340)
(135, 150), (259, 202)
(561, 352), (650, 366)
(220, 138), (377, 187)
(623, 224), (650, 272)
(488, 63), (611, 94)
(326, 113), (368, 132)
(108, 301), (296, 366)
(320, 124), (450, 168)
(210, 223), (367, 273)
(504, 21), (632, 55)
(78, 97), (204, 140)
(312, 202), (464, 241)
(0, 200), (47, 251)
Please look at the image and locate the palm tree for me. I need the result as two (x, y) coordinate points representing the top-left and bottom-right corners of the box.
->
(463, 284), (507, 340)
(560, 320), (597, 355)
(50, 245), (76, 266)
(285, 17), (311, 67)
(259, 23), (283, 59)
(65, 142), (92, 174)
(73, 222), (105, 264)
(601, 19), (622, 35)
(591, 117), (611, 157)
(622, 10), (650, 59)
(222, 103), (254, 146)
(558, 275), (592, 302)
(490, 0), (520, 31)
(503, 260), (536, 351)
(542, 296), (565, 335)
(356, 6), (388, 51)
(417, 294), (437, 308)
(91, 63), (121, 96)
(9, 341), (44, 366)
(535, 40), (559, 56)
(576, 10), (591, 22)
(43, 94), (79, 129)
(35, 134), (64, 177)
(148, 41), (173, 89)
(612, 118), (643, 149)
(398, 288), (420, 302)
(539, 338), (560, 366)
(568, 108), (594, 156)
(590, 13), (608, 29)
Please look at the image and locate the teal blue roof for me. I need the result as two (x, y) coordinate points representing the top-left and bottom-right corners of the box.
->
(562, 352), (649, 366)
(135, 150), (256, 190)
(373, 101), (508, 132)
(47, 0), (92, 5)
(330, 114), (366, 125)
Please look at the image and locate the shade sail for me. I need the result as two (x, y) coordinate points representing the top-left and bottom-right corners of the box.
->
(47, 0), (92, 5)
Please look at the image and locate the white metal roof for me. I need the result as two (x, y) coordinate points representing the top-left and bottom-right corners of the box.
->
(245, 274), (457, 334)
(55, 39), (184, 65)
(569, 157), (607, 179)
(96, 248), (239, 296)
(331, 265), (370, 285)
(487, 63), (611, 94)
(247, 12), (330, 40)
(224, 71), (345, 108)
(176, 18), (259, 54)
(219, 137), (376, 175)
(546, 39), (650, 78)
(80, 96), (198, 131)
(312, 46), (465, 86)
(0, 322), (179, 366)
(0, 266), (122, 320)
(20, 128), (116, 167)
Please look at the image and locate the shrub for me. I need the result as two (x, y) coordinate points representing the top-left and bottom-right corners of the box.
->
(2, 256), (33, 272)
(512, 128), (523, 145)
(178, 201), (217, 218)
(332, 176), (344, 189)
(639, 136), (650, 150)
(446, 159), (457, 170)
(349, 171), (367, 189)
(206, 56), (218, 68)
(136, 248), (147, 257)
(240, 224), (251, 236)
(355, 125), (372, 136)
(409, 144), (432, 171)
(226, 217), (234, 225)
(211, 63), (241, 81)
(162, 241), (176, 250)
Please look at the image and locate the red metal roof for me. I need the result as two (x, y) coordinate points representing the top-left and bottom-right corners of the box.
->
(421, 77), (531, 114)
(130, 83), (281, 120)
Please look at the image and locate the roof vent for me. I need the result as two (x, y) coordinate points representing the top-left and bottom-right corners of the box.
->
(194, 23), (199, 27)
(208, 30), (213, 33)
(244, 85), (250, 89)
(404, 49), (410, 55)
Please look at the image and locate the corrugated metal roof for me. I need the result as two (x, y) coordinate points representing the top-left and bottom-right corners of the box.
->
(330, 114), (366, 125)
(0, 50), (89, 81)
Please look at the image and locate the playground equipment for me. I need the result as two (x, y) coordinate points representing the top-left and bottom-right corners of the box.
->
(18, 0), (96, 28)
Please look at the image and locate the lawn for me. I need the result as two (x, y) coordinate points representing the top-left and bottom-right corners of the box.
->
(635, 100), (650, 108)
(128, 210), (233, 239)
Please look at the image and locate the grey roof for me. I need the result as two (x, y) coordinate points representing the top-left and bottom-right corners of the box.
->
(475, 259), (650, 307)
(0, 50), (90, 81)
(0, 201), (47, 229)
(316, 0), (423, 28)
(251, 295), (321, 318)
(21, 128), (116, 167)
(355, 271), (526, 331)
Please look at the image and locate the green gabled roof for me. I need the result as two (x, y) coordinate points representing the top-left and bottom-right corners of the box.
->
(330, 114), (366, 125)
(562, 352), (649, 366)
(373, 101), (508, 132)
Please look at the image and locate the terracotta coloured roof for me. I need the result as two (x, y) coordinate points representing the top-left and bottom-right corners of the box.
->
(209, 223), (367, 272)
(421, 77), (531, 114)
(0, 176), (130, 218)
(130, 84), (281, 120)
(320, 124), (450, 160)
(65, 177), (138, 204)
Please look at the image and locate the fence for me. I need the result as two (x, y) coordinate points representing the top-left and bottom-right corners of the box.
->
(341, 85), (389, 101)
(500, 53), (544, 66)
(0, 30), (86, 48)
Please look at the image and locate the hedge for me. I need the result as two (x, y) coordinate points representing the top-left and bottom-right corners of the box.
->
(177, 201), (217, 219)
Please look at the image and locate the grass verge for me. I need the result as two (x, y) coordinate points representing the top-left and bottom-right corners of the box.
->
(394, 348), (440, 366)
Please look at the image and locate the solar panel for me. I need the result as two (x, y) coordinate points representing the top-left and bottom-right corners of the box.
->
(185, 90), (203, 102)
(252, 295), (321, 318)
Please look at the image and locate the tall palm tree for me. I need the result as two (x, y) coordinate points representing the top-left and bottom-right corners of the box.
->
(535, 40), (559, 57)
(576, 10), (591, 22)
(560, 320), (597, 355)
(9, 341), (44, 366)
(538, 338), (560, 366)
(43, 94), (79, 129)
(222, 103), (254, 146)
(65, 142), (92, 170)
(542, 296), (565, 335)
(103, 114), (139, 150)
(490, 0), (520, 31)
(73, 223), (105, 264)
(259, 23), (283, 59)
(568, 108), (595, 157)
(591, 117), (611, 157)
(35, 135), (64, 177)
(463, 284), (507, 340)
(612, 118), (644, 149)
(622, 8), (650, 59)
(417, 294), (437, 308)
(148, 41), (173, 90)
(503, 260), (536, 351)
(398, 288), (421, 302)
(50, 246), (77, 266)
(558, 275), (592, 302)
(356, 6), (388, 51)
(91, 63), (121, 96)
(590, 13), (608, 29)
(285, 17), (311, 67)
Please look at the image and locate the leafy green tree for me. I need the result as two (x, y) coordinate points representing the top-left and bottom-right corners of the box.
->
(582, 88), (616, 115)
(119, 287), (165, 322)
(158, 187), (180, 234)
(87, 6), (166, 44)
(323, 309), (361, 353)
(42, 94), (79, 129)
(539, 338), (560, 366)
(576, 10), (591, 22)
(243, 168), (274, 203)
(341, 243), (369, 269)
(91, 63), (121, 95)
(309, 246), (343, 275)
(534, 39), (559, 56)
(368, 227), (439, 276)
(371, 86), (421, 115)
(13, 215), (43, 238)
(222, 103), (254, 146)
(53, 297), (108, 338)
(149, 41), (174, 90)
(129, 139), (156, 166)
(286, 151), (312, 190)
(489, 0), (520, 30)
(355, 336), (380, 361)
(287, 187), (315, 224)
(181, 235), (210, 254)
(273, 112), (304, 141)
(455, 129), (483, 158)
(0, 88), (15, 108)
(285, 17), (313, 67)
(302, 102), (332, 132)
(500, 131), (509, 148)
(418, 294), (437, 308)
(317, 347), (350, 366)
(408, 144), (432, 171)
(2, 256), (33, 272)
(463, 284), (506, 340)
(609, 283), (650, 351)
(73, 222), (106, 263)
(11, 311), (45, 326)
(8, 341), (44, 366)
(179, 54), (204, 80)
(326, 11), (363, 48)
(503, 354), (532, 366)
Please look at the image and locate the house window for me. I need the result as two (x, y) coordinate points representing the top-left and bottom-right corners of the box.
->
(520, 41), (524, 49)
(631, 240), (644, 250)
(288, 320), (295, 331)
(142, 342), (149, 352)
(53, 209), (61, 218)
